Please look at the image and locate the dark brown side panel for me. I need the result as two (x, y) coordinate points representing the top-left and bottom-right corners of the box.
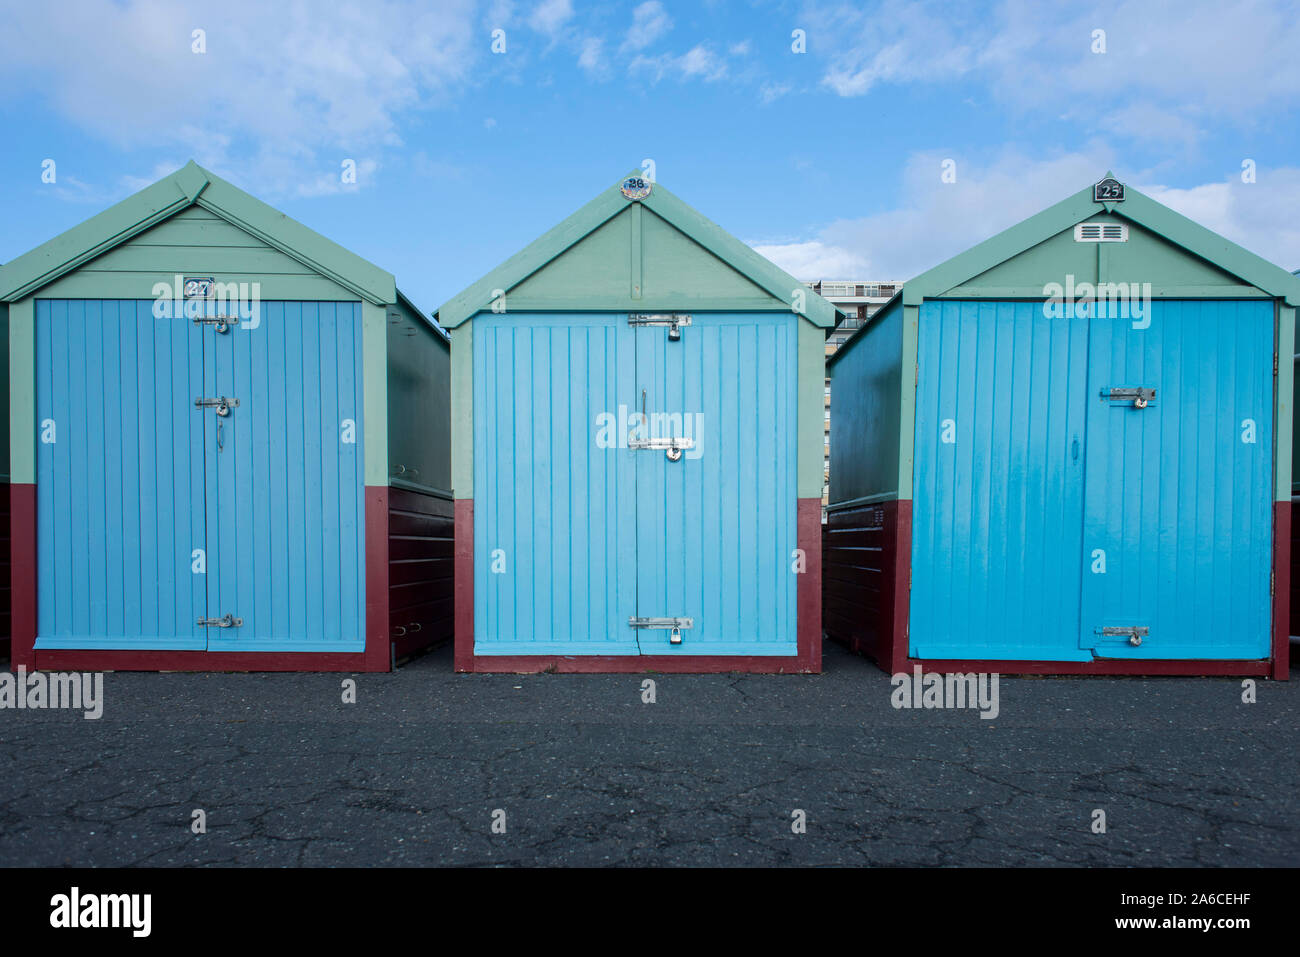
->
(388, 487), (454, 660)
(823, 498), (903, 667)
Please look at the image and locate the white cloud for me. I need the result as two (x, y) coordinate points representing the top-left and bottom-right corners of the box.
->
(1144, 170), (1300, 270)
(629, 43), (729, 84)
(750, 240), (872, 279)
(679, 45), (727, 81)
(809, 0), (1300, 145)
(485, 0), (516, 29)
(755, 148), (1116, 279)
(528, 0), (573, 37)
(578, 35), (606, 76)
(622, 1), (672, 52)
(751, 148), (1300, 280)
(0, 0), (477, 196)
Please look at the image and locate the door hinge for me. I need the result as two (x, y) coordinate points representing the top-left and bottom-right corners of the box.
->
(629, 313), (691, 340)
(1096, 624), (1148, 646)
(629, 616), (694, 644)
(195, 396), (239, 416)
(198, 614), (243, 628)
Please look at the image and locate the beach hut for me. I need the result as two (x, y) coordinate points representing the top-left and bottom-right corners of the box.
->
(1, 162), (451, 671)
(825, 174), (1298, 678)
(440, 173), (837, 672)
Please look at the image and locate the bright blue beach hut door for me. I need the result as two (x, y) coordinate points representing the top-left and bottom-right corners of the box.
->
(1079, 300), (1273, 659)
(630, 314), (797, 656)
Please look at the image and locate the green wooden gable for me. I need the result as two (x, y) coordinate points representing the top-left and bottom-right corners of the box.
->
(0, 160), (413, 311)
(903, 172), (1300, 307)
(438, 173), (840, 329)
(830, 173), (1300, 369)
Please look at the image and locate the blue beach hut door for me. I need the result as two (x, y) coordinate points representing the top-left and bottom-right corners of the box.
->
(200, 302), (366, 653)
(630, 314), (798, 656)
(1079, 300), (1273, 660)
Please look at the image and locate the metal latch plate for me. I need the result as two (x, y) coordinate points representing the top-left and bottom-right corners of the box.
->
(630, 616), (694, 644)
(197, 614), (243, 628)
(195, 396), (240, 416)
(628, 436), (695, 460)
(1103, 387), (1156, 408)
(1096, 625), (1148, 646)
(628, 313), (691, 339)
(191, 314), (239, 333)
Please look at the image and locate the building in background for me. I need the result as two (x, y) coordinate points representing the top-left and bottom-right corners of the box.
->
(802, 280), (905, 514)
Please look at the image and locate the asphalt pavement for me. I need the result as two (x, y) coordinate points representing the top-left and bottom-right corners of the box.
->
(0, 641), (1295, 866)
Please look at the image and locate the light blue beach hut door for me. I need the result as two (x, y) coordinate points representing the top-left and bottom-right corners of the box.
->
(199, 302), (366, 652)
(630, 313), (797, 655)
(36, 300), (208, 650)
(36, 300), (365, 652)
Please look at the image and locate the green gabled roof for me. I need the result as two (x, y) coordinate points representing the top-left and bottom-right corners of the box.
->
(438, 172), (840, 328)
(0, 160), (399, 306)
(902, 172), (1300, 308)
(829, 173), (1300, 369)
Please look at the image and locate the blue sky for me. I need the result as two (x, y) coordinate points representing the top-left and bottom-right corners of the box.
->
(1, 0), (1298, 313)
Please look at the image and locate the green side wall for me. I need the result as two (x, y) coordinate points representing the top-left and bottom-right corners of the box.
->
(450, 323), (474, 498)
(0, 302), (8, 483)
(826, 302), (904, 506)
(8, 299), (33, 485)
(387, 303), (451, 496)
(797, 320), (825, 499)
(362, 302), (388, 487)
(1278, 304), (1295, 502)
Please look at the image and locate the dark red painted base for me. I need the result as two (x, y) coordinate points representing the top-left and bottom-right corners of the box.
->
(1274, 499), (1290, 680)
(900, 657), (1273, 677)
(827, 494), (1286, 680)
(454, 498), (822, 673)
(388, 487), (454, 661)
(12, 484), (395, 673)
(1291, 495), (1299, 638)
(823, 497), (910, 668)
(32, 649), (374, 672)
(10, 484), (33, 670)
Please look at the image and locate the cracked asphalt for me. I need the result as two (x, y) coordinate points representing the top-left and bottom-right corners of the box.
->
(0, 640), (1296, 867)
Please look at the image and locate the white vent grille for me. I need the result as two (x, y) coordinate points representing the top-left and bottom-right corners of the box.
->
(1075, 222), (1128, 242)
